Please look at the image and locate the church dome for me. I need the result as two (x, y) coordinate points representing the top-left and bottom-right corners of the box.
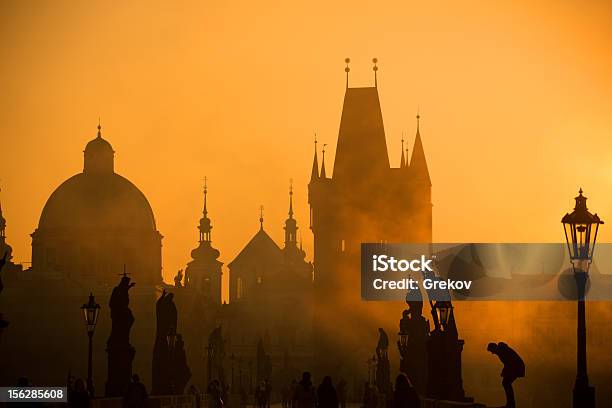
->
(37, 124), (157, 231)
(38, 172), (157, 231)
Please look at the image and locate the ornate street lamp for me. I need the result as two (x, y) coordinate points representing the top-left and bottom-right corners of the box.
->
(434, 301), (453, 329)
(81, 292), (100, 397)
(562, 188), (602, 408)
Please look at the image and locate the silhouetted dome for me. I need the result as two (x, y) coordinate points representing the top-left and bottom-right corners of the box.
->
(38, 172), (157, 231)
(84, 135), (114, 155)
(84, 126), (115, 173)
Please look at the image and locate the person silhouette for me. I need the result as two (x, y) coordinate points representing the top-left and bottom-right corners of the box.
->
(487, 342), (525, 408)
(124, 374), (148, 408)
(69, 378), (90, 408)
(317, 376), (338, 408)
(293, 372), (316, 408)
(392, 373), (420, 408)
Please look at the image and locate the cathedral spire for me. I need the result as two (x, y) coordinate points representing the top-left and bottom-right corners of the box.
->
(320, 144), (327, 178)
(198, 177), (212, 243)
(400, 135), (406, 168)
(284, 180), (298, 248)
(310, 134), (319, 181)
(410, 113), (431, 185)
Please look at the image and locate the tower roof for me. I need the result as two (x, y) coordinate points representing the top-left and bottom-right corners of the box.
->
(227, 228), (282, 269)
(333, 87), (389, 180)
(409, 114), (431, 185)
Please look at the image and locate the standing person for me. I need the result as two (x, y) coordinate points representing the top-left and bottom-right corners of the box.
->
(317, 376), (338, 408)
(124, 374), (148, 408)
(293, 372), (316, 408)
(256, 382), (267, 408)
(487, 342), (525, 408)
(336, 379), (347, 408)
(392, 373), (420, 408)
(69, 378), (90, 408)
(265, 380), (272, 408)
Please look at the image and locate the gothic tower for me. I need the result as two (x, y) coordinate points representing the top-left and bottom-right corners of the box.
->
(308, 60), (432, 375)
(185, 180), (223, 304)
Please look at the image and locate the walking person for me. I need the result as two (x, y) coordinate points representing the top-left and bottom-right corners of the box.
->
(487, 342), (525, 408)
(317, 376), (338, 408)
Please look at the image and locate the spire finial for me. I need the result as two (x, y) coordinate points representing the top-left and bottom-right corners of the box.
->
(203, 176), (208, 216)
(416, 109), (421, 135)
(259, 205), (264, 229)
(372, 58), (378, 88)
(289, 178), (294, 218)
(321, 144), (328, 178)
(345, 58), (351, 89)
(97, 117), (102, 138)
(311, 133), (320, 180)
(400, 134), (406, 168)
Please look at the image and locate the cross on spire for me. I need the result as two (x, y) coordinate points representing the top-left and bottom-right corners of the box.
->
(259, 205), (264, 229)
(97, 117), (102, 138)
(289, 178), (294, 219)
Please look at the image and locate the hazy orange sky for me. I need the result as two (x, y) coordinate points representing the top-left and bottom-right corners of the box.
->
(1, 0), (611, 292)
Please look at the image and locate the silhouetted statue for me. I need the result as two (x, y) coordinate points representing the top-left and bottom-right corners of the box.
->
(392, 373), (420, 408)
(293, 372), (316, 408)
(398, 301), (429, 395)
(124, 374), (148, 408)
(376, 329), (392, 395)
(376, 328), (389, 358)
(105, 274), (136, 397)
(152, 290), (177, 395)
(487, 342), (525, 408)
(174, 269), (184, 288)
(317, 376), (339, 408)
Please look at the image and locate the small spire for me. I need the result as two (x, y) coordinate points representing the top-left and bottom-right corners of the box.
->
(321, 144), (328, 178)
(97, 118), (102, 138)
(288, 179), (294, 219)
(372, 58), (378, 88)
(345, 58), (351, 89)
(203, 176), (208, 217)
(259, 205), (264, 230)
(416, 108), (420, 135)
(310, 134), (319, 181)
(400, 135), (406, 168)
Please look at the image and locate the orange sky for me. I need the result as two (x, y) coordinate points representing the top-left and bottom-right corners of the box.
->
(1, 0), (611, 296)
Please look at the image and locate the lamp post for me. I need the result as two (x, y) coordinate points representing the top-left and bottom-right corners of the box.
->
(81, 293), (100, 397)
(562, 188), (603, 408)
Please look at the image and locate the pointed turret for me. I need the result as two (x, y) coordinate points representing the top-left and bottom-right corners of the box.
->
(400, 136), (406, 168)
(321, 144), (327, 179)
(310, 135), (319, 181)
(284, 180), (298, 248)
(409, 114), (431, 185)
(198, 177), (212, 243)
(333, 86), (389, 180)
